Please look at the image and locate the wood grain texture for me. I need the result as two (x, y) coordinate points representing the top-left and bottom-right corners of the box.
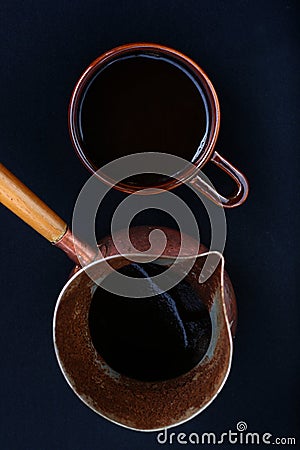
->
(0, 163), (67, 243)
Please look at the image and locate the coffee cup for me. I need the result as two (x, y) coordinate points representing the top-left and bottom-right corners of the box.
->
(69, 42), (248, 207)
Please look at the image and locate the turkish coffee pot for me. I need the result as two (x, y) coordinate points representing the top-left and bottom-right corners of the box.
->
(0, 162), (236, 430)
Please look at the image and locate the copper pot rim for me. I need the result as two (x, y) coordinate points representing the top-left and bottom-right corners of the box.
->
(53, 251), (233, 432)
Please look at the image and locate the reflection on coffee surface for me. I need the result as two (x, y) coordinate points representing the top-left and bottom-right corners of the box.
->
(79, 54), (209, 186)
(89, 263), (212, 382)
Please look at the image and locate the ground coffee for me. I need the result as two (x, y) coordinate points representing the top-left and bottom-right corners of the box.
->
(89, 263), (212, 381)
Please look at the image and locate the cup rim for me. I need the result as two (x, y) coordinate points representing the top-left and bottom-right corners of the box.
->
(68, 42), (220, 193)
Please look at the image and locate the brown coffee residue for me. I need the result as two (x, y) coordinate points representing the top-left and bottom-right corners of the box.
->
(54, 255), (231, 430)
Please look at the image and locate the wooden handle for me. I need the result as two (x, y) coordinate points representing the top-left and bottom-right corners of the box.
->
(0, 163), (67, 243)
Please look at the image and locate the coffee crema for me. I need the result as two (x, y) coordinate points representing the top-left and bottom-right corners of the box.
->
(78, 53), (209, 186)
(88, 263), (212, 382)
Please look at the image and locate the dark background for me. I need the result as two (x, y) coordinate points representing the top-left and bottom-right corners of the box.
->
(0, 1), (299, 449)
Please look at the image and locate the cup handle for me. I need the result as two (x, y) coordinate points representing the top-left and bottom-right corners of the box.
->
(189, 151), (249, 208)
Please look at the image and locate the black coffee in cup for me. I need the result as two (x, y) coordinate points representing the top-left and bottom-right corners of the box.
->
(78, 54), (209, 186)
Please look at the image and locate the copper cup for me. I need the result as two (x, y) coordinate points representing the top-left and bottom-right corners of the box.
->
(69, 42), (249, 208)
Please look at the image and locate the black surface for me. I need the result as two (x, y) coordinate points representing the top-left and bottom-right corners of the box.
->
(0, 1), (299, 449)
